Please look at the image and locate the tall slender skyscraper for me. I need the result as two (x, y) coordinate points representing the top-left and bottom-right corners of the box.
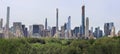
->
(66, 16), (72, 38)
(85, 17), (89, 39)
(56, 8), (59, 31)
(6, 7), (10, 29)
(5, 6), (10, 38)
(0, 18), (3, 29)
(45, 18), (47, 30)
(81, 5), (85, 36)
(67, 16), (71, 30)
(54, 8), (60, 38)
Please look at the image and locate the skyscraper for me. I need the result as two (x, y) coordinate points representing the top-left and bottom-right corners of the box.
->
(64, 23), (67, 30)
(29, 24), (44, 37)
(5, 6), (10, 38)
(94, 27), (103, 38)
(13, 22), (24, 37)
(45, 18), (47, 30)
(0, 18), (3, 38)
(67, 16), (71, 30)
(56, 8), (59, 31)
(85, 17), (89, 39)
(67, 16), (72, 38)
(104, 23), (109, 36)
(90, 27), (93, 33)
(54, 8), (60, 38)
(81, 5), (85, 36)
(73, 27), (80, 37)
(110, 26), (115, 37)
(117, 30), (120, 36)
(0, 18), (3, 29)
(51, 27), (56, 36)
(6, 7), (10, 29)
(104, 22), (114, 36)
(22, 25), (28, 37)
(44, 18), (48, 37)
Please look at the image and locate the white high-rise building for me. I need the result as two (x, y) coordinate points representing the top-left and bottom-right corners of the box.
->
(110, 26), (116, 37)
(85, 17), (89, 39)
(66, 16), (72, 38)
(13, 22), (24, 37)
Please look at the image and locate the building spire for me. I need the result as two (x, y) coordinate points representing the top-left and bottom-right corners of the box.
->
(82, 0), (85, 5)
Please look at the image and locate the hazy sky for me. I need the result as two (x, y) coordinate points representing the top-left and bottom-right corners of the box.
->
(0, 0), (120, 32)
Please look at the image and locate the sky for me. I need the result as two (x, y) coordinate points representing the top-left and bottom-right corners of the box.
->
(0, 0), (120, 33)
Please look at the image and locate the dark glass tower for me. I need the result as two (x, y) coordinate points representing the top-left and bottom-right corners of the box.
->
(81, 5), (85, 35)
(104, 22), (114, 36)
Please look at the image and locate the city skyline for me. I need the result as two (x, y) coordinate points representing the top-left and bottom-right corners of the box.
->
(0, 0), (120, 32)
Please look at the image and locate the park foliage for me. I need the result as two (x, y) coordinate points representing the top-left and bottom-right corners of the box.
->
(0, 36), (120, 54)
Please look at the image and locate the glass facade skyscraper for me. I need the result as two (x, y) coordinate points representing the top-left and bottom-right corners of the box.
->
(104, 22), (114, 36)
(81, 5), (85, 36)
